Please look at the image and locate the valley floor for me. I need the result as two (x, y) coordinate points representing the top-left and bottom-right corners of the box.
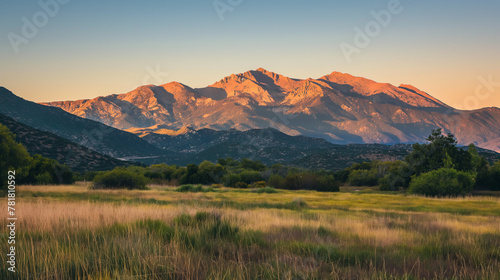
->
(1, 184), (500, 279)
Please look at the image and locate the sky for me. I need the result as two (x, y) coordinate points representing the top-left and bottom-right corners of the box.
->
(1, 0), (499, 110)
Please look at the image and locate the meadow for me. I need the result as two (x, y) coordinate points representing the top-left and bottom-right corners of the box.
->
(1, 184), (500, 279)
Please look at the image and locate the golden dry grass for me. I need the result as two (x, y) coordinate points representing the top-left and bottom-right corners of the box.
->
(0, 184), (499, 279)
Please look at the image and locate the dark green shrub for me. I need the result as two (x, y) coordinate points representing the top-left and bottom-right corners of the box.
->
(180, 164), (200, 184)
(81, 171), (102, 182)
(251, 181), (267, 188)
(379, 173), (407, 191)
(176, 184), (194, 192)
(176, 184), (214, 193)
(285, 198), (308, 210)
(235, 182), (249, 189)
(268, 174), (284, 188)
(316, 175), (340, 192)
(251, 187), (278, 194)
(488, 162), (500, 191)
(194, 184), (203, 192)
(408, 168), (474, 197)
(240, 158), (266, 171)
(475, 161), (500, 191)
(379, 161), (412, 191)
(348, 170), (378, 186)
(223, 174), (241, 187)
(238, 171), (263, 184)
(280, 172), (339, 192)
(34, 172), (53, 185)
(18, 154), (75, 185)
(92, 168), (148, 189)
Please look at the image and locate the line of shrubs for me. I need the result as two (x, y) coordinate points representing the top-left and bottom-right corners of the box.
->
(85, 158), (340, 192)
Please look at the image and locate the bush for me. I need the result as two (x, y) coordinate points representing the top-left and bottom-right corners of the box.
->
(285, 198), (308, 210)
(34, 172), (53, 185)
(379, 173), (406, 191)
(176, 184), (214, 193)
(251, 181), (267, 188)
(348, 170), (378, 186)
(238, 171), (263, 184)
(408, 168), (474, 197)
(316, 175), (339, 192)
(475, 161), (500, 191)
(280, 172), (339, 192)
(240, 158), (266, 171)
(235, 182), (249, 189)
(268, 174), (284, 188)
(378, 161), (412, 191)
(26, 155), (75, 185)
(223, 174), (241, 187)
(92, 168), (148, 189)
(251, 187), (278, 194)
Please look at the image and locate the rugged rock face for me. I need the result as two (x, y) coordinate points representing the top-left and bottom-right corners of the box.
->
(42, 68), (500, 152)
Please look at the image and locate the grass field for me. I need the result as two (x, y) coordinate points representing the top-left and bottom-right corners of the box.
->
(1, 184), (500, 279)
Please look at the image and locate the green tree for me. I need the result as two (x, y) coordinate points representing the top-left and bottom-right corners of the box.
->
(197, 161), (226, 184)
(20, 155), (74, 185)
(379, 161), (412, 191)
(405, 129), (474, 175)
(239, 158), (266, 171)
(476, 161), (500, 190)
(268, 174), (284, 188)
(348, 169), (378, 186)
(0, 124), (31, 192)
(180, 164), (200, 184)
(490, 161), (500, 191)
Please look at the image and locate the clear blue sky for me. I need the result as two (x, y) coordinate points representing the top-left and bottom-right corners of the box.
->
(1, 0), (499, 109)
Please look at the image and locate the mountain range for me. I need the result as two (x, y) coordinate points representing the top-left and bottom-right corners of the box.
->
(41, 68), (500, 152)
(1, 83), (499, 171)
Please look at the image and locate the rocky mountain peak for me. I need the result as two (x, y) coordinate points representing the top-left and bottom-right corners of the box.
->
(39, 69), (500, 152)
